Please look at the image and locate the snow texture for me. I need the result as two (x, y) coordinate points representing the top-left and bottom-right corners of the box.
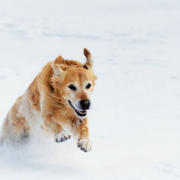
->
(1, 0), (180, 179)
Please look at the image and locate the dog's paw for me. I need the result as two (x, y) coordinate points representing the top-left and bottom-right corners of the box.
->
(55, 131), (71, 143)
(77, 139), (92, 152)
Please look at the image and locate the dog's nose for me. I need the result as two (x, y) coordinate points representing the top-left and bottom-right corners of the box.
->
(80, 100), (90, 110)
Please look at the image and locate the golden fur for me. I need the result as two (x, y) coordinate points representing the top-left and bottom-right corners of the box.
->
(0, 48), (97, 152)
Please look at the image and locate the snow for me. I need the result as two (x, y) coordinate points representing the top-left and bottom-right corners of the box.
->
(1, 0), (180, 179)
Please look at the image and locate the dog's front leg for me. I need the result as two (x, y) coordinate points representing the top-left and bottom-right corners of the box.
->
(42, 113), (71, 143)
(75, 118), (92, 152)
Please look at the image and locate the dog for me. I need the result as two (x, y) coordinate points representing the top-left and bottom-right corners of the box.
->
(0, 48), (97, 152)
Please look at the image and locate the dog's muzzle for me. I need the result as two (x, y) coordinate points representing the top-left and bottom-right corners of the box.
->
(68, 100), (88, 117)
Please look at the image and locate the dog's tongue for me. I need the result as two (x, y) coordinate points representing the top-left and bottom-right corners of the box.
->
(78, 110), (87, 114)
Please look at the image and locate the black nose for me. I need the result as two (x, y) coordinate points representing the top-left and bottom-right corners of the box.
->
(80, 100), (90, 110)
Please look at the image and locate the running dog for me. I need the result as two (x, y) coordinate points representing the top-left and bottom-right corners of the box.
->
(0, 48), (97, 152)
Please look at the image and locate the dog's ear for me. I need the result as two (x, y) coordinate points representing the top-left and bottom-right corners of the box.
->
(51, 56), (67, 76)
(54, 55), (65, 64)
(51, 61), (64, 76)
(84, 48), (93, 69)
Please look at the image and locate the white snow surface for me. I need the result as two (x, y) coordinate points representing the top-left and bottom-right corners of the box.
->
(0, 0), (180, 179)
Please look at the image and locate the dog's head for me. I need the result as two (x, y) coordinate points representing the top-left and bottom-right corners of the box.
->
(51, 48), (97, 118)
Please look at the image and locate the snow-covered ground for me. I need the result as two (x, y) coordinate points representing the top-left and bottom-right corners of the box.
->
(1, 0), (180, 179)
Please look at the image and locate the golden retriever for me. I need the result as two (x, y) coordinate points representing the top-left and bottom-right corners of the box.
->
(0, 48), (97, 152)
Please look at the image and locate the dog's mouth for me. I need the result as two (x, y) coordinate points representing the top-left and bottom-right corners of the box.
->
(68, 100), (87, 117)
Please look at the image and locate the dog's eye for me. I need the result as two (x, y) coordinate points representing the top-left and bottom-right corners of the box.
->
(69, 84), (77, 91)
(84, 65), (88, 69)
(86, 83), (91, 89)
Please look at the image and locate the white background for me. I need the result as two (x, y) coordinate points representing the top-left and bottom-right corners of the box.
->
(0, 0), (180, 179)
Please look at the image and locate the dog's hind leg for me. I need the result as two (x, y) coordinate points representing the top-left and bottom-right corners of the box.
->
(1, 96), (30, 144)
(1, 114), (30, 144)
(0, 114), (13, 144)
